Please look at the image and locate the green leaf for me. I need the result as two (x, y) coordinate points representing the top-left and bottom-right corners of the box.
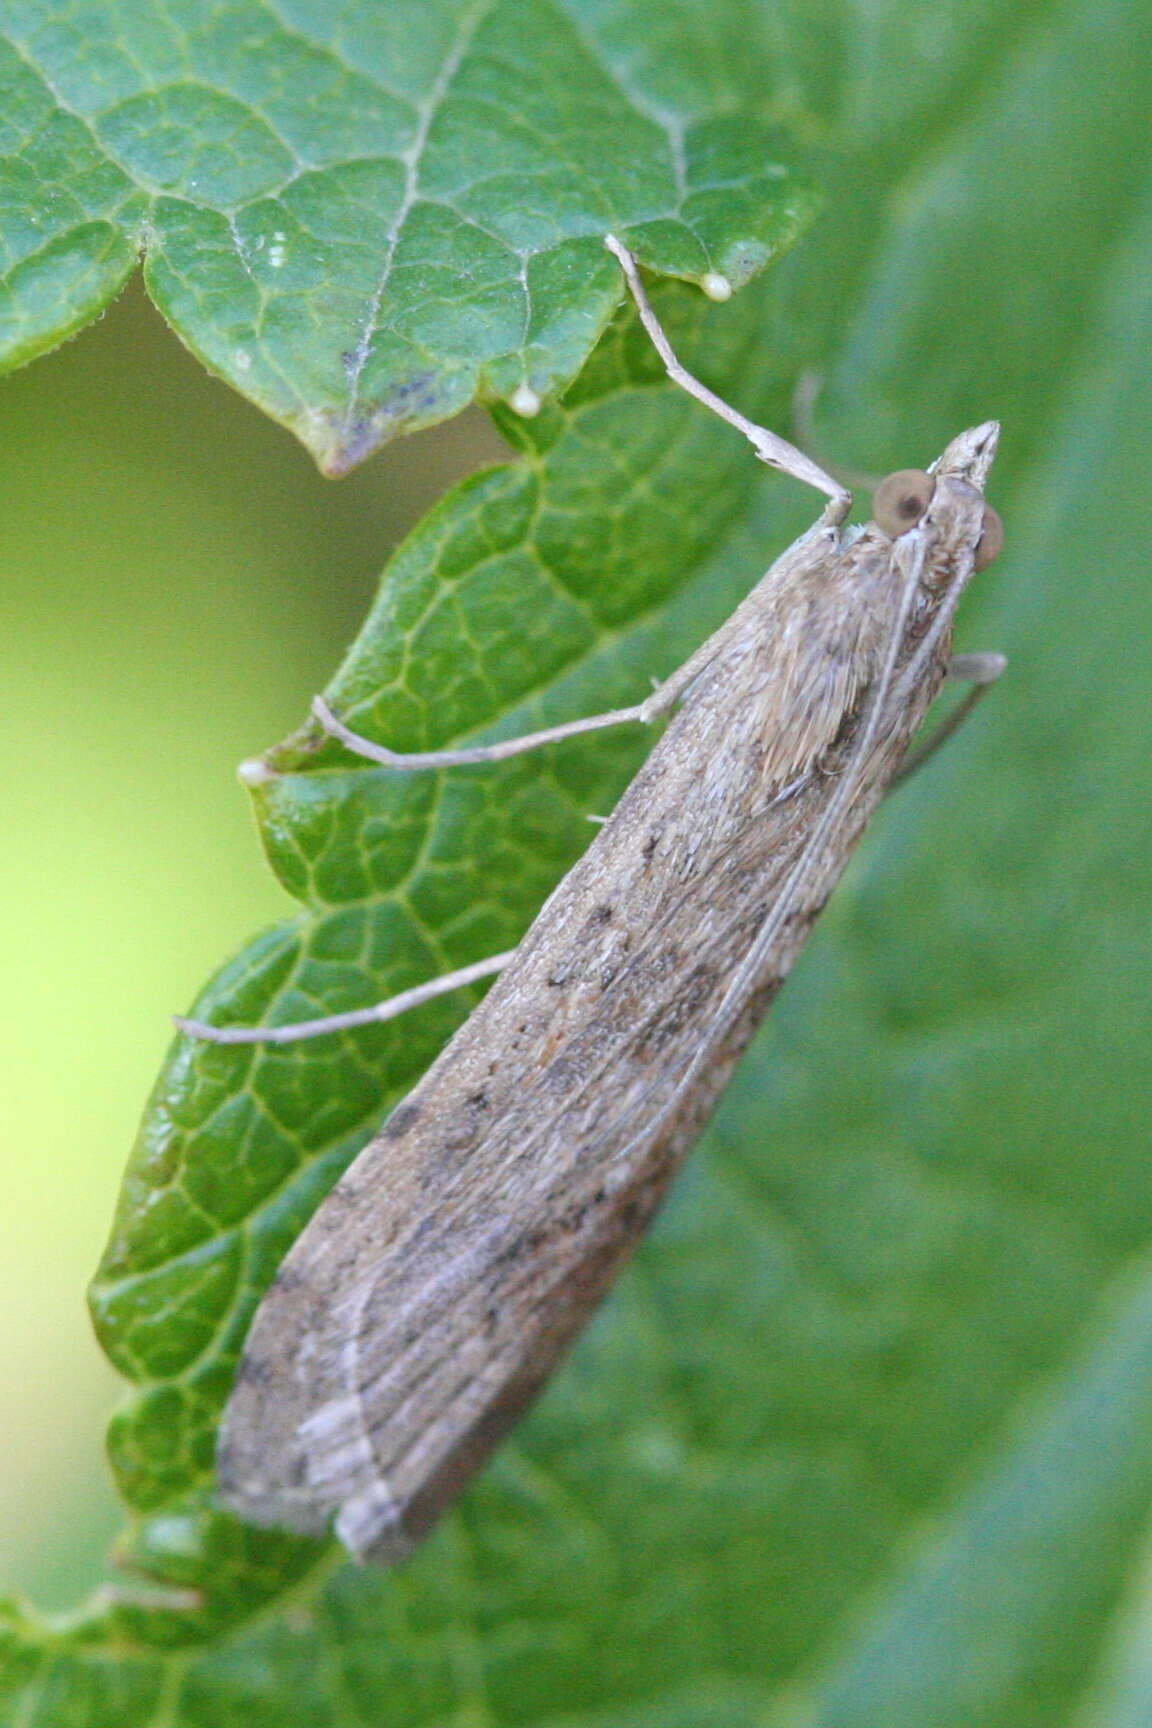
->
(87, 271), (779, 1637)
(7, 0), (1152, 1723)
(0, 0), (816, 469)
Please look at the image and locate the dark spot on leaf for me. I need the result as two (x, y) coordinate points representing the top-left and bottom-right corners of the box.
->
(312, 372), (450, 474)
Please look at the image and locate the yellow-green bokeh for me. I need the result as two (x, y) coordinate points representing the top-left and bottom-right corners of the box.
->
(0, 280), (506, 1608)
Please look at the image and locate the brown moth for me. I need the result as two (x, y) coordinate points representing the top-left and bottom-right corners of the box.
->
(184, 236), (1005, 1563)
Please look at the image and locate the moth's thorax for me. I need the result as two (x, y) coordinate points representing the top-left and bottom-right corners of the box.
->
(904, 475), (990, 598)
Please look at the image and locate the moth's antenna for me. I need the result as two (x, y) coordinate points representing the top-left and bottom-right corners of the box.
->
(596, 540), (935, 1174)
(604, 512), (991, 1180)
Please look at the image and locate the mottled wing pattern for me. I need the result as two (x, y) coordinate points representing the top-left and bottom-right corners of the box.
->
(218, 428), (997, 1559)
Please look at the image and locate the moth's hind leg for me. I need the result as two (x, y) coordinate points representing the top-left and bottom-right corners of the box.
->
(604, 234), (851, 520)
(893, 652), (1008, 788)
(310, 690), (667, 772)
(176, 947), (515, 1046)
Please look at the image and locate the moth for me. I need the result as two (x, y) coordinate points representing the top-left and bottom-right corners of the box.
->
(182, 235), (1006, 1563)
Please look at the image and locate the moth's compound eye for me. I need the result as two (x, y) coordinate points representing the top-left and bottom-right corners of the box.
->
(872, 470), (936, 536)
(973, 504), (1004, 571)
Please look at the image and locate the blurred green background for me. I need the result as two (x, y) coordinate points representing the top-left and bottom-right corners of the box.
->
(0, 281), (508, 1607)
(2, 0), (1152, 1714)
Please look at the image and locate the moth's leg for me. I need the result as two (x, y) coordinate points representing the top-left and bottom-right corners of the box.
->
(311, 686), (676, 772)
(791, 372), (881, 495)
(893, 652), (1008, 787)
(176, 947), (516, 1045)
(947, 652), (1009, 684)
(604, 234), (851, 520)
(96, 1584), (205, 1614)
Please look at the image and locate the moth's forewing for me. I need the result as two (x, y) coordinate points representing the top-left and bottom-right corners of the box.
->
(218, 427), (998, 1561)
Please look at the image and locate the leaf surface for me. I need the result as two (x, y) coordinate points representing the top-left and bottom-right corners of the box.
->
(4, 0), (1152, 1724)
(0, 0), (814, 468)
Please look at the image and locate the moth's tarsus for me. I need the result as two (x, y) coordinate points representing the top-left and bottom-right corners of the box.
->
(97, 1582), (205, 1614)
(700, 270), (733, 303)
(892, 651), (1009, 788)
(237, 756), (276, 788)
(213, 234), (1007, 1568)
(508, 382), (542, 417)
(948, 652), (1009, 685)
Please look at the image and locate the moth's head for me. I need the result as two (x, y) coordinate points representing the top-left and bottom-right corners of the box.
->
(870, 420), (1003, 575)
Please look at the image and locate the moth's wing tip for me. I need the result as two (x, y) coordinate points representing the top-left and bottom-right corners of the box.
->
(216, 1442), (335, 1540)
(216, 1377), (414, 1560)
(334, 1482), (418, 1564)
(216, 1441), (415, 1563)
(215, 1476), (335, 1540)
(215, 1379), (336, 1540)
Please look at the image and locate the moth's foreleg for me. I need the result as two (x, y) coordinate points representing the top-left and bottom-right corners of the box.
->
(604, 234), (851, 520)
(175, 947), (515, 1046)
(893, 652), (1008, 788)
